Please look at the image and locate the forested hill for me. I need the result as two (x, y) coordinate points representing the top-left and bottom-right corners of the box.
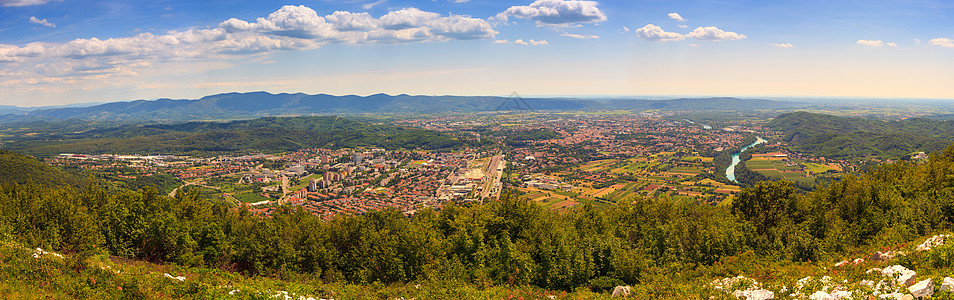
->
(1, 116), (469, 157)
(0, 92), (806, 122)
(0, 150), (86, 188)
(768, 111), (954, 159)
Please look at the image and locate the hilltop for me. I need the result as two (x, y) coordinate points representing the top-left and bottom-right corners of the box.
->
(768, 111), (954, 159)
(0, 150), (86, 188)
(0, 92), (806, 122)
(1, 116), (469, 158)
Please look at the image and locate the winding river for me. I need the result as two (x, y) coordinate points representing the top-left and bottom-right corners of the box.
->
(726, 137), (767, 183)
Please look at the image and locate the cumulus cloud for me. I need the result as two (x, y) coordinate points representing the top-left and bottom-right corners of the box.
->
(634, 24), (684, 42)
(529, 39), (548, 45)
(857, 39), (885, 47)
(634, 24), (746, 43)
(0, 5), (497, 83)
(495, 39), (548, 46)
(0, 0), (58, 7)
(29, 16), (55, 28)
(668, 12), (686, 22)
(496, 0), (607, 25)
(686, 26), (746, 41)
(930, 38), (954, 48)
(560, 33), (598, 39)
(770, 43), (793, 48)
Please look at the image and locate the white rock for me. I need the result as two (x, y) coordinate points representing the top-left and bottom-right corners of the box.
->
(867, 268), (883, 274)
(878, 292), (904, 300)
(908, 278), (933, 298)
(861, 280), (875, 287)
(740, 289), (774, 300)
(809, 291), (835, 300)
(941, 277), (954, 292)
(882, 265), (909, 277)
(834, 260), (850, 267)
(897, 270), (917, 286)
(163, 273), (185, 281)
(611, 286), (631, 298)
(852, 258), (864, 264)
(830, 290), (851, 299)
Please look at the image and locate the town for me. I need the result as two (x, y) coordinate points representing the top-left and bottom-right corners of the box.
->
(45, 112), (866, 218)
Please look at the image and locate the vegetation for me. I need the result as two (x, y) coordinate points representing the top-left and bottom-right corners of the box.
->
(0, 150), (87, 188)
(4, 144), (954, 297)
(2, 116), (469, 157)
(769, 111), (954, 159)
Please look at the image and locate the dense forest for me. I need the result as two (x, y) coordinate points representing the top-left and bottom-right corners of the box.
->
(1, 116), (472, 157)
(769, 111), (954, 159)
(5, 145), (954, 296)
(0, 150), (87, 188)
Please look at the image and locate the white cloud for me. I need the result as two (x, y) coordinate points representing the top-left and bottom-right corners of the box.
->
(677, 24), (688, 28)
(886, 42), (897, 47)
(496, 0), (607, 25)
(29, 16), (56, 28)
(0, 0), (58, 7)
(495, 38), (547, 46)
(770, 43), (793, 48)
(326, 11), (378, 31)
(668, 12), (686, 22)
(362, 0), (386, 10)
(929, 38), (954, 48)
(686, 26), (746, 41)
(0, 5), (497, 85)
(379, 8), (440, 30)
(560, 33), (598, 39)
(857, 39), (885, 47)
(914, 38), (921, 45)
(634, 24), (684, 42)
(621, 26), (630, 32)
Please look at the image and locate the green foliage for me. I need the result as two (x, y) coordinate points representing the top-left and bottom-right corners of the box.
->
(4, 116), (470, 157)
(769, 111), (954, 159)
(0, 150), (87, 188)
(7, 144), (954, 295)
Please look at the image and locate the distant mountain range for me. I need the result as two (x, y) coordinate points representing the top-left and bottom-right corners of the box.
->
(0, 92), (807, 122)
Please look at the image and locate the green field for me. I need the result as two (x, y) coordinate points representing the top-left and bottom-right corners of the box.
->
(745, 160), (775, 169)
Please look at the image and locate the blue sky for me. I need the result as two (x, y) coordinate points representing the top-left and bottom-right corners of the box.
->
(1, 0), (952, 106)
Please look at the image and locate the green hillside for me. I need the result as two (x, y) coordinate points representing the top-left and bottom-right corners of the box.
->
(6, 145), (954, 297)
(2, 116), (471, 157)
(768, 111), (954, 159)
(0, 150), (86, 188)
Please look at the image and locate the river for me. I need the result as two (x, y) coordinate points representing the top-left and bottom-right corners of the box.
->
(726, 137), (767, 183)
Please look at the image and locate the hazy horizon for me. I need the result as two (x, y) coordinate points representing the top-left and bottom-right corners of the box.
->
(2, 0), (953, 106)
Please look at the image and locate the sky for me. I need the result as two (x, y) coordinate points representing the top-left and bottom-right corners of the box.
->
(1, 0), (952, 106)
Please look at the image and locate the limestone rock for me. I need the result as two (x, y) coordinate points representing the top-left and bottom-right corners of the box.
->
(941, 277), (954, 292)
(881, 265), (909, 277)
(737, 289), (774, 300)
(897, 270), (917, 287)
(907, 278), (933, 298)
(809, 291), (835, 300)
(611, 286), (631, 298)
(830, 290), (851, 299)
